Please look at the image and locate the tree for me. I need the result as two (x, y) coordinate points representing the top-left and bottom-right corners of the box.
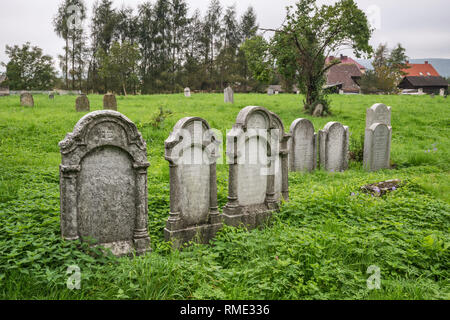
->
(2, 43), (56, 90)
(247, 0), (373, 115)
(96, 41), (140, 95)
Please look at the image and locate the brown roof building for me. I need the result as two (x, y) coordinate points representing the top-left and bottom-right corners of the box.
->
(326, 63), (362, 93)
(398, 76), (448, 94)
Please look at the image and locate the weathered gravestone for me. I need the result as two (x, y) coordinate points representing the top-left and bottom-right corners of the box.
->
(59, 110), (151, 256)
(184, 87), (191, 97)
(275, 91), (279, 95)
(20, 92), (34, 107)
(224, 86), (234, 103)
(289, 118), (317, 172)
(318, 122), (349, 172)
(49, 93), (55, 100)
(267, 88), (274, 95)
(418, 88), (424, 95)
(312, 103), (323, 117)
(103, 93), (117, 110)
(363, 122), (392, 171)
(164, 117), (222, 248)
(339, 89), (344, 95)
(440, 88), (445, 97)
(75, 94), (90, 112)
(366, 103), (391, 128)
(223, 106), (290, 228)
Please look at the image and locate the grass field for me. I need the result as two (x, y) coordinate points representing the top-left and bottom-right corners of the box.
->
(0, 93), (448, 300)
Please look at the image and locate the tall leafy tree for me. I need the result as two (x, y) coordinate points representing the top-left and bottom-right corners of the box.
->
(2, 43), (56, 90)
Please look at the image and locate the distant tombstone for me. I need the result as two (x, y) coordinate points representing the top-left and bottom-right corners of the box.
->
(275, 91), (279, 95)
(440, 88), (445, 97)
(296, 90), (300, 95)
(49, 93), (55, 100)
(164, 117), (222, 248)
(339, 89), (344, 95)
(20, 92), (34, 107)
(418, 88), (424, 94)
(430, 93), (435, 98)
(312, 103), (323, 117)
(366, 103), (391, 128)
(363, 123), (392, 171)
(223, 106), (290, 228)
(289, 118), (317, 172)
(267, 88), (274, 95)
(103, 93), (117, 110)
(224, 86), (234, 103)
(318, 122), (349, 172)
(184, 87), (191, 97)
(59, 110), (151, 256)
(75, 94), (90, 112)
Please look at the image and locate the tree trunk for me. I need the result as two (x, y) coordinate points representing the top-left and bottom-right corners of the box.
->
(65, 38), (69, 89)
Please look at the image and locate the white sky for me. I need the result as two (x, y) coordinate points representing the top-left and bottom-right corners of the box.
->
(1, 0), (449, 72)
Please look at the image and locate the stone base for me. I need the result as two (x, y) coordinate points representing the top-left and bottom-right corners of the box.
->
(164, 223), (223, 249)
(222, 203), (276, 229)
(91, 237), (151, 257)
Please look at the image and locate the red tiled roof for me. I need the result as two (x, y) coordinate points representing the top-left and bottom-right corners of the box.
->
(325, 55), (366, 70)
(402, 62), (440, 77)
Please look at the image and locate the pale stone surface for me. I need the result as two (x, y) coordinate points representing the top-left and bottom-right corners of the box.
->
(366, 103), (391, 128)
(75, 95), (90, 112)
(49, 93), (55, 99)
(289, 118), (317, 172)
(267, 88), (274, 95)
(363, 123), (392, 171)
(184, 87), (191, 97)
(440, 88), (445, 96)
(103, 93), (117, 110)
(319, 122), (349, 172)
(20, 92), (34, 107)
(275, 91), (279, 95)
(59, 110), (151, 256)
(223, 106), (290, 229)
(339, 89), (344, 94)
(224, 86), (234, 103)
(312, 104), (323, 117)
(164, 117), (222, 248)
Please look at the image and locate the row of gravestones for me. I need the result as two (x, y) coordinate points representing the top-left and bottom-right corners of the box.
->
(184, 87), (235, 104)
(289, 103), (392, 172)
(58, 103), (392, 256)
(19, 92), (117, 111)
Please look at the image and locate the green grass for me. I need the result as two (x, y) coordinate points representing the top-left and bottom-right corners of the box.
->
(0, 93), (448, 300)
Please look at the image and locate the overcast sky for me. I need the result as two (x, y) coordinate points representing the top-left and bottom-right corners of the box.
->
(1, 0), (449, 72)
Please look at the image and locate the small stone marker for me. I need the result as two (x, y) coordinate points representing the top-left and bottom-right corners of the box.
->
(289, 118), (317, 172)
(75, 94), (90, 112)
(103, 93), (117, 110)
(267, 88), (274, 95)
(164, 117), (222, 248)
(275, 91), (279, 95)
(20, 92), (34, 107)
(224, 86), (234, 103)
(366, 103), (391, 128)
(223, 106), (290, 228)
(59, 110), (151, 256)
(430, 93), (435, 98)
(49, 93), (55, 100)
(184, 87), (191, 97)
(318, 122), (349, 172)
(296, 90), (300, 95)
(418, 88), (424, 95)
(363, 123), (392, 171)
(440, 88), (445, 97)
(339, 89), (344, 95)
(312, 103), (323, 117)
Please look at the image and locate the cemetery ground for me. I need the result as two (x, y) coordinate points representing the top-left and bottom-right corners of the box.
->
(0, 93), (448, 300)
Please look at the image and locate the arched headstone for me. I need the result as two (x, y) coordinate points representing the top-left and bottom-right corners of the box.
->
(59, 110), (151, 256)
(103, 93), (117, 110)
(75, 94), (90, 112)
(363, 123), (392, 171)
(184, 87), (191, 97)
(223, 106), (290, 228)
(289, 118), (317, 172)
(224, 86), (234, 103)
(164, 117), (222, 248)
(318, 122), (349, 172)
(366, 103), (391, 128)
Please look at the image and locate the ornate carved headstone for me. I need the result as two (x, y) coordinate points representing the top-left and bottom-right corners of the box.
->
(366, 103), (391, 128)
(223, 106), (290, 228)
(363, 123), (392, 171)
(318, 122), (349, 172)
(59, 110), (151, 256)
(20, 92), (34, 107)
(289, 118), (317, 172)
(224, 86), (234, 103)
(103, 93), (117, 110)
(184, 87), (191, 97)
(164, 117), (222, 248)
(75, 94), (90, 112)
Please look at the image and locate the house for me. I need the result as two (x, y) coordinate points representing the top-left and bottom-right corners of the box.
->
(325, 54), (366, 74)
(326, 63), (362, 93)
(401, 61), (440, 77)
(267, 85), (283, 94)
(0, 75), (9, 96)
(398, 76), (448, 94)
